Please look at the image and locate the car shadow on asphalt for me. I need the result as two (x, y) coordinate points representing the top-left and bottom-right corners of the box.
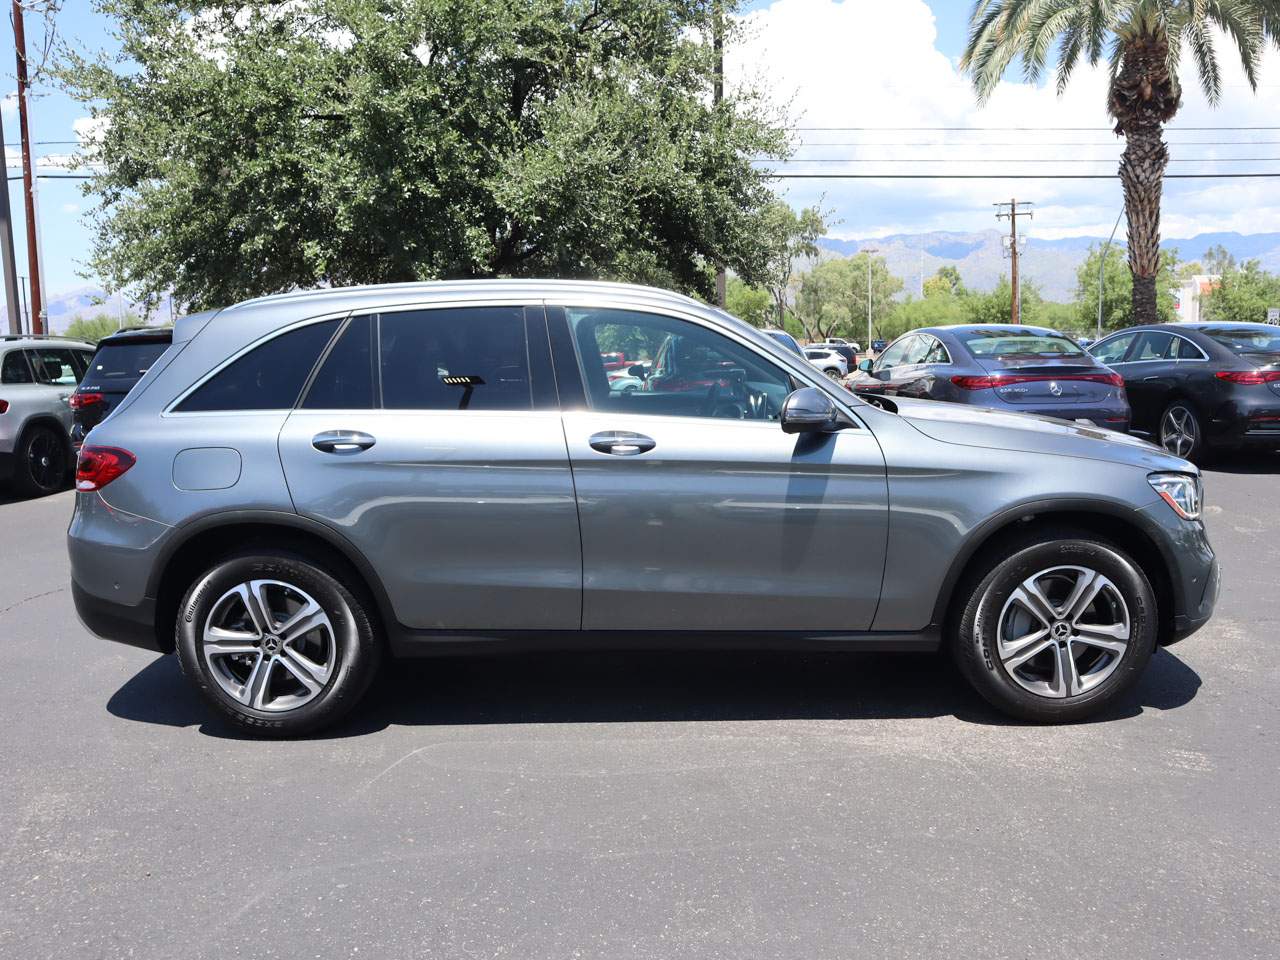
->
(1203, 450), (1280, 475)
(105, 646), (1202, 740)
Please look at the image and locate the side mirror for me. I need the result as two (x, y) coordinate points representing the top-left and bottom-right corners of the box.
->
(628, 363), (648, 380)
(780, 387), (839, 435)
(857, 358), (874, 373)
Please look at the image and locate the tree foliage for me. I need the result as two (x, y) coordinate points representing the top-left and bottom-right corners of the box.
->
(1074, 244), (1177, 331)
(62, 312), (141, 342)
(757, 200), (827, 324)
(724, 276), (773, 327)
(795, 253), (902, 343)
(62, 0), (788, 310)
(1200, 260), (1280, 324)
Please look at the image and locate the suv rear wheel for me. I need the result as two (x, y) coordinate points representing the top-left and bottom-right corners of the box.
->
(952, 535), (1157, 722)
(175, 551), (381, 736)
(14, 423), (69, 497)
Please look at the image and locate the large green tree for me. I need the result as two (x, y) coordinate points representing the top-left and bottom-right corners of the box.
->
(1201, 260), (1280, 323)
(962, 1), (1278, 325)
(62, 0), (787, 310)
(1074, 243), (1178, 331)
(795, 253), (902, 343)
(757, 201), (827, 325)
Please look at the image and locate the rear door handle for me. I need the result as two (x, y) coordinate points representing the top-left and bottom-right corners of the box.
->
(1142, 376), (1160, 381)
(312, 430), (376, 453)
(588, 431), (656, 456)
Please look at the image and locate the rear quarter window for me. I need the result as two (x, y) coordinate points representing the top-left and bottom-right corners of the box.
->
(175, 320), (340, 412)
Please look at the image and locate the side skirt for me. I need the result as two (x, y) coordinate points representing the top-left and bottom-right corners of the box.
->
(388, 627), (941, 658)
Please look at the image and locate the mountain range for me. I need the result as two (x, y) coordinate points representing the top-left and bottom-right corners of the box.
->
(815, 230), (1280, 302)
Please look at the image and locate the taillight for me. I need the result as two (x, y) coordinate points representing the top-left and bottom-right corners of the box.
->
(75, 445), (136, 491)
(1216, 370), (1280, 385)
(950, 372), (1123, 390)
(69, 392), (104, 410)
(0, 399), (8, 414)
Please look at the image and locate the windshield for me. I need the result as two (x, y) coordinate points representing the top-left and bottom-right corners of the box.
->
(85, 340), (170, 387)
(1200, 326), (1280, 355)
(960, 330), (1084, 359)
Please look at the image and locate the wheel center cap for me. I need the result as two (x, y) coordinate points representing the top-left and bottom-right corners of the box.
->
(1051, 621), (1071, 641)
(263, 635), (281, 655)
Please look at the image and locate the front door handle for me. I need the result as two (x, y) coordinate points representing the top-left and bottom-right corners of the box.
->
(312, 430), (376, 453)
(588, 431), (656, 456)
(1142, 375), (1160, 381)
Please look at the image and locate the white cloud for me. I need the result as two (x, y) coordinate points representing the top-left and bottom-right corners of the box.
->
(729, 0), (1280, 242)
(62, 202), (81, 214)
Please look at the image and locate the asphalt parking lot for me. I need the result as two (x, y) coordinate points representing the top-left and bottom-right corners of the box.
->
(2, 457), (1278, 960)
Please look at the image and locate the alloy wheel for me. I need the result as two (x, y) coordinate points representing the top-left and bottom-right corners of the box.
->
(27, 431), (65, 491)
(201, 579), (336, 712)
(995, 565), (1131, 699)
(1160, 405), (1198, 458)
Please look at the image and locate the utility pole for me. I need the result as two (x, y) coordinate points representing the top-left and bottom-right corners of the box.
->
(12, 0), (44, 334)
(0, 129), (22, 334)
(995, 199), (1033, 324)
(712, 4), (726, 308)
(1098, 206), (1125, 340)
(863, 246), (878, 350)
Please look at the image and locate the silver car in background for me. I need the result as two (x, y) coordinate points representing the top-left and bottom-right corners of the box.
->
(69, 281), (1218, 736)
(1, 335), (95, 496)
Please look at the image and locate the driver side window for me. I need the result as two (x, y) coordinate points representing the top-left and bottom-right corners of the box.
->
(874, 337), (913, 373)
(565, 307), (794, 421)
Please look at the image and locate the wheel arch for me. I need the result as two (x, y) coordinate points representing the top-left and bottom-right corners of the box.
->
(934, 500), (1177, 646)
(149, 511), (396, 654)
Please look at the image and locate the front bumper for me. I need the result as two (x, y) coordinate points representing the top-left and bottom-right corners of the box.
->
(1137, 500), (1219, 646)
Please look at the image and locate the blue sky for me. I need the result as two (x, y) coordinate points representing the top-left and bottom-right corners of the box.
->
(5, 1), (1280, 303)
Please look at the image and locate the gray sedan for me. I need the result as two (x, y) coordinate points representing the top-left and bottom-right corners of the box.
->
(851, 324), (1131, 432)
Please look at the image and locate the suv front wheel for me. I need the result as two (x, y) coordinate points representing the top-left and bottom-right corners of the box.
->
(176, 551), (381, 736)
(953, 535), (1157, 722)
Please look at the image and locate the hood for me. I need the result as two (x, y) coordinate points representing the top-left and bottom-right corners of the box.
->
(891, 397), (1191, 472)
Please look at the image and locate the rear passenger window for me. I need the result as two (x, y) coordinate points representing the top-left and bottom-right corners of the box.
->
(1132, 332), (1174, 361)
(176, 320), (339, 412)
(1, 350), (32, 384)
(379, 307), (531, 411)
(30, 348), (81, 385)
(303, 315), (376, 409)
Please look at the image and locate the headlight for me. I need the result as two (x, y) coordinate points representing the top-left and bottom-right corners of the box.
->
(1148, 472), (1202, 521)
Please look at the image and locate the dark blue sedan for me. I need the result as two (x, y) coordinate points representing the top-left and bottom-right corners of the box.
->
(849, 324), (1131, 431)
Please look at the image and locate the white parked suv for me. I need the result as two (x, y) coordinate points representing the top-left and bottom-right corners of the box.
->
(0, 335), (95, 496)
(803, 346), (849, 380)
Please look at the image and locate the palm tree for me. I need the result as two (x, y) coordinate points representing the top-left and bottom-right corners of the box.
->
(961, 1), (1279, 324)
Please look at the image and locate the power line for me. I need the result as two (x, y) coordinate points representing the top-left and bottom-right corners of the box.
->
(786, 139), (1280, 147)
(768, 172), (1280, 179)
(763, 156), (1280, 164)
(783, 125), (1280, 131)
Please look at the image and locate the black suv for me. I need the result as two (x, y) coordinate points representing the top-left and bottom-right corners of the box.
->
(70, 327), (173, 447)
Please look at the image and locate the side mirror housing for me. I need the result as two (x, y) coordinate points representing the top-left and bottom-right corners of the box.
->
(628, 363), (648, 380)
(780, 387), (839, 435)
(857, 358), (874, 373)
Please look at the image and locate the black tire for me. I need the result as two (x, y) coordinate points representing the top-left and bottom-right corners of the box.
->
(13, 423), (69, 497)
(1158, 399), (1204, 462)
(952, 534), (1157, 723)
(175, 550), (381, 737)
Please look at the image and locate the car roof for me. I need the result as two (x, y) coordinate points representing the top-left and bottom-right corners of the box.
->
(0, 335), (94, 348)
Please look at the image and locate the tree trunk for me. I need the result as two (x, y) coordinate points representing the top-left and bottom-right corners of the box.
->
(1119, 125), (1167, 325)
(1110, 30), (1179, 326)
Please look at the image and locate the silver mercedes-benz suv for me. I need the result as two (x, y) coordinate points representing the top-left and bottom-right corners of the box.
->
(68, 281), (1219, 736)
(1, 335), (95, 496)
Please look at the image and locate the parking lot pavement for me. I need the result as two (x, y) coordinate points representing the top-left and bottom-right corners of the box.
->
(2, 459), (1278, 960)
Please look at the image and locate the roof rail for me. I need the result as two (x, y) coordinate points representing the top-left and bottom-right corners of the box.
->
(0, 333), (83, 342)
